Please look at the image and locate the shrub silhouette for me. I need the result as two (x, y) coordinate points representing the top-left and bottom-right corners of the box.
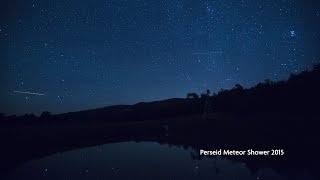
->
(40, 111), (51, 120)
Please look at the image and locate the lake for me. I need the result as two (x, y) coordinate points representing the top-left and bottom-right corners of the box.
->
(2, 141), (311, 180)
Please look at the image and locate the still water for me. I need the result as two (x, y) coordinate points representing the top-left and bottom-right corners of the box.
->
(4, 142), (292, 180)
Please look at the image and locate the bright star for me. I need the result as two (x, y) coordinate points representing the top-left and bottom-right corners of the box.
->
(290, 30), (296, 37)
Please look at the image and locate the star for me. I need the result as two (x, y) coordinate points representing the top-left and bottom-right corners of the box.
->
(289, 30), (296, 37)
(1, 0), (319, 115)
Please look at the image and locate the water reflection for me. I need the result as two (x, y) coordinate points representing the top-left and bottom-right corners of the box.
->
(4, 142), (287, 180)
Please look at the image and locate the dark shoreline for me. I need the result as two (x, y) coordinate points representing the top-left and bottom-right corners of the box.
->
(1, 112), (318, 179)
(2, 65), (320, 178)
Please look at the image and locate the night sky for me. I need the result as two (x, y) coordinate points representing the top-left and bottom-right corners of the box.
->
(1, 0), (320, 115)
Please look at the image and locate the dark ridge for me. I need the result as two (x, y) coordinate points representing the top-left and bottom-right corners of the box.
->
(0, 64), (320, 178)
(1, 64), (319, 123)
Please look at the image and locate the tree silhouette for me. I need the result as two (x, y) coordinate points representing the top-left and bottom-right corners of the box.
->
(264, 79), (272, 86)
(40, 111), (51, 120)
(234, 84), (244, 90)
(206, 89), (211, 96)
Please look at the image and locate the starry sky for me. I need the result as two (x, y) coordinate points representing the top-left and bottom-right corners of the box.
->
(1, 0), (320, 115)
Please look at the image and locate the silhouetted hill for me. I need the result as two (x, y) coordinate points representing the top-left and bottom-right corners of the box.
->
(1, 64), (320, 123)
(212, 64), (320, 113)
(1, 65), (320, 178)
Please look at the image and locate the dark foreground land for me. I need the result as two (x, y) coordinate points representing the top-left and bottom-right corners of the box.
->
(1, 65), (320, 178)
(0, 112), (319, 178)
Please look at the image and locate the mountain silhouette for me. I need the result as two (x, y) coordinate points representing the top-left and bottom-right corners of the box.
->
(1, 64), (320, 178)
(1, 64), (319, 123)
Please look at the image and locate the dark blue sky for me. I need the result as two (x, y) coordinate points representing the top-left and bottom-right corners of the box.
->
(1, 0), (320, 115)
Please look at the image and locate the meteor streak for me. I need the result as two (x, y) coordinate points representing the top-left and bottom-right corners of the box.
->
(13, 91), (45, 96)
(192, 52), (225, 55)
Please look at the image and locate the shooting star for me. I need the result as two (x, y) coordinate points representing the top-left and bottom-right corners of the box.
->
(13, 91), (45, 96)
(192, 52), (225, 55)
